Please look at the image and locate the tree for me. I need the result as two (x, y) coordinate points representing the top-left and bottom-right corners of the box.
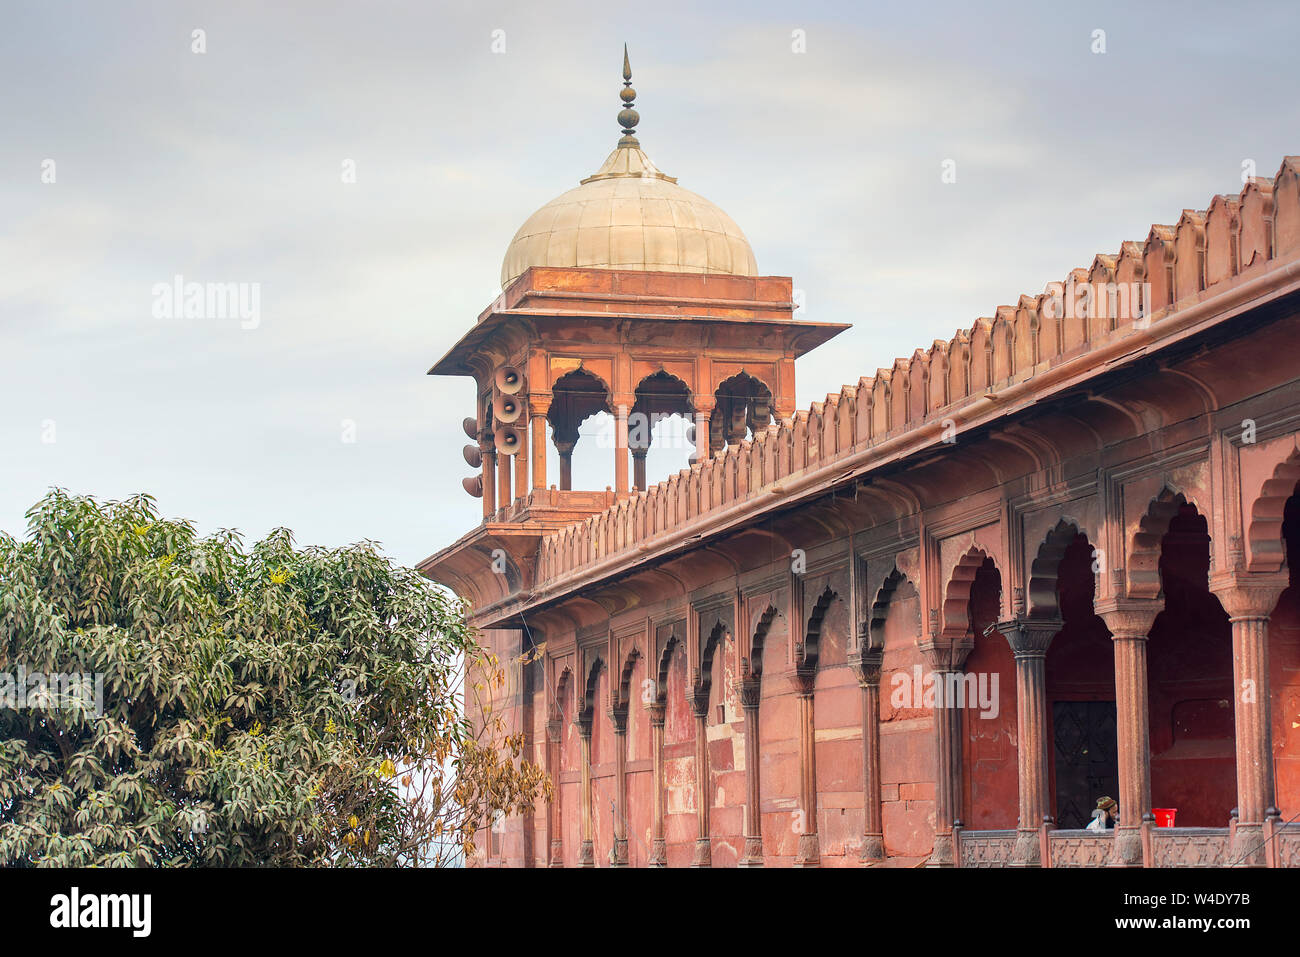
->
(0, 489), (549, 867)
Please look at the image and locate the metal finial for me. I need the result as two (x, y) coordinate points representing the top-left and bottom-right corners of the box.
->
(617, 43), (639, 148)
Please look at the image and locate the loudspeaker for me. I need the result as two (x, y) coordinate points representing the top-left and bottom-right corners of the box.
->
(461, 475), (483, 497)
(462, 417), (478, 439)
(462, 444), (482, 468)
(494, 426), (522, 455)
(492, 392), (523, 424)
(493, 366), (524, 395)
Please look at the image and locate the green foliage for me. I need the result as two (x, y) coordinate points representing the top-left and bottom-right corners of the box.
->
(0, 489), (547, 867)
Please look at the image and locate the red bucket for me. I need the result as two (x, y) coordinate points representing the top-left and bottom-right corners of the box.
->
(1153, 808), (1177, 828)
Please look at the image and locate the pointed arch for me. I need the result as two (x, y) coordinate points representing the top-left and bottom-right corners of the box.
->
(1028, 519), (1088, 619)
(1129, 489), (1191, 600)
(867, 567), (908, 650)
(800, 585), (838, 670)
(1247, 449), (1300, 572)
(942, 546), (994, 638)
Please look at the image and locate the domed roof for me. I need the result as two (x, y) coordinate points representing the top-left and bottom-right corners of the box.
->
(499, 49), (757, 289)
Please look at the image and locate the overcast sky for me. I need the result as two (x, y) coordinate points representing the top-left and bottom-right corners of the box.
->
(2, 0), (1297, 566)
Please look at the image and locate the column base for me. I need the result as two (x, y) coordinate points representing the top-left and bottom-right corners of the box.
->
(691, 837), (712, 868)
(794, 833), (820, 867)
(1229, 823), (1267, 867)
(1108, 826), (1143, 867)
(578, 839), (595, 867)
(611, 838), (629, 867)
(648, 839), (667, 867)
(1010, 828), (1042, 867)
(928, 832), (955, 867)
(860, 832), (885, 862)
(739, 836), (765, 866)
(549, 839), (564, 867)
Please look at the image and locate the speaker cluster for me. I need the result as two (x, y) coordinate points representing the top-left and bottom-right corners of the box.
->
(460, 365), (526, 498)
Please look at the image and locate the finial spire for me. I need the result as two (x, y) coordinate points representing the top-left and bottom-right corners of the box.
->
(617, 43), (639, 148)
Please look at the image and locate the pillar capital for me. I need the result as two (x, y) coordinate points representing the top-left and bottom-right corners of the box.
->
(648, 702), (666, 728)
(848, 645), (884, 686)
(1208, 570), (1288, 620)
(607, 706), (628, 735)
(1094, 598), (1160, 641)
(918, 634), (973, 672)
(546, 719), (563, 743)
(1000, 618), (1062, 659)
(735, 677), (762, 710)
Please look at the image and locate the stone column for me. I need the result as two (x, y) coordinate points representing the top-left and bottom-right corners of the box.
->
(577, 719), (594, 867)
(631, 448), (648, 492)
(920, 635), (972, 867)
(514, 409), (529, 501)
(1096, 600), (1158, 867)
(793, 666), (820, 866)
(737, 675), (764, 865)
(554, 431), (577, 491)
(614, 404), (630, 496)
(692, 401), (714, 464)
(546, 717), (563, 867)
(481, 448), (496, 517)
(850, 646), (885, 861)
(648, 702), (667, 866)
(688, 687), (712, 867)
(609, 706), (629, 866)
(1002, 618), (1061, 866)
(530, 403), (547, 491)
(1210, 571), (1287, 866)
(496, 445), (513, 513)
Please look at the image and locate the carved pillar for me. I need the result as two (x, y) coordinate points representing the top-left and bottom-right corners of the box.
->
(793, 665), (820, 866)
(513, 409), (529, 501)
(1002, 618), (1061, 866)
(1210, 571), (1287, 866)
(692, 400), (714, 464)
(688, 684), (711, 867)
(530, 402), (547, 491)
(631, 448), (648, 492)
(920, 634), (972, 866)
(496, 444), (513, 513)
(737, 674), (764, 865)
(609, 706), (629, 866)
(546, 718), (563, 867)
(1096, 599), (1158, 866)
(554, 431), (577, 491)
(614, 403), (630, 496)
(577, 718), (594, 867)
(648, 703), (667, 866)
(850, 646), (885, 861)
(481, 447), (496, 517)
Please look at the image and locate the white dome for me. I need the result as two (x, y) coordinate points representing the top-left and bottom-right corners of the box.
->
(500, 145), (758, 289)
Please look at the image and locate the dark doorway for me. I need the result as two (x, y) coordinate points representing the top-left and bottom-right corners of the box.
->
(1052, 700), (1119, 829)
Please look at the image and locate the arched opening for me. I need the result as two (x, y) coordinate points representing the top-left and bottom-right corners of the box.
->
(694, 621), (741, 868)
(877, 576), (929, 858)
(1146, 502), (1235, 826)
(547, 368), (611, 491)
(1270, 482), (1300, 820)
(556, 668), (581, 866)
(658, 636), (695, 867)
(1044, 531), (1118, 829)
(631, 371), (693, 490)
(619, 648), (652, 867)
(584, 659), (614, 866)
(712, 372), (773, 455)
(960, 557), (1018, 830)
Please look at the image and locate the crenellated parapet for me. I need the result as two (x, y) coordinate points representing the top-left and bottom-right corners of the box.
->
(533, 157), (1300, 594)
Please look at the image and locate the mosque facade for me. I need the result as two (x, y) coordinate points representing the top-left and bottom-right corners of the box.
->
(421, 52), (1300, 867)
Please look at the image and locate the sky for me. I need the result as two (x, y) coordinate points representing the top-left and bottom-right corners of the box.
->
(2, 0), (1298, 568)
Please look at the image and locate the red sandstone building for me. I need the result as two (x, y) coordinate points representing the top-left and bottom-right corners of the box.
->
(422, 57), (1300, 868)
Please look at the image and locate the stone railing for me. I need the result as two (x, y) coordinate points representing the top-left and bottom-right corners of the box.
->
(1146, 826), (1229, 867)
(1046, 829), (1113, 867)
(1269, 822), (1300, 868)
(535, 158), (1300, 590)
(955, 828), (1018, 867)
